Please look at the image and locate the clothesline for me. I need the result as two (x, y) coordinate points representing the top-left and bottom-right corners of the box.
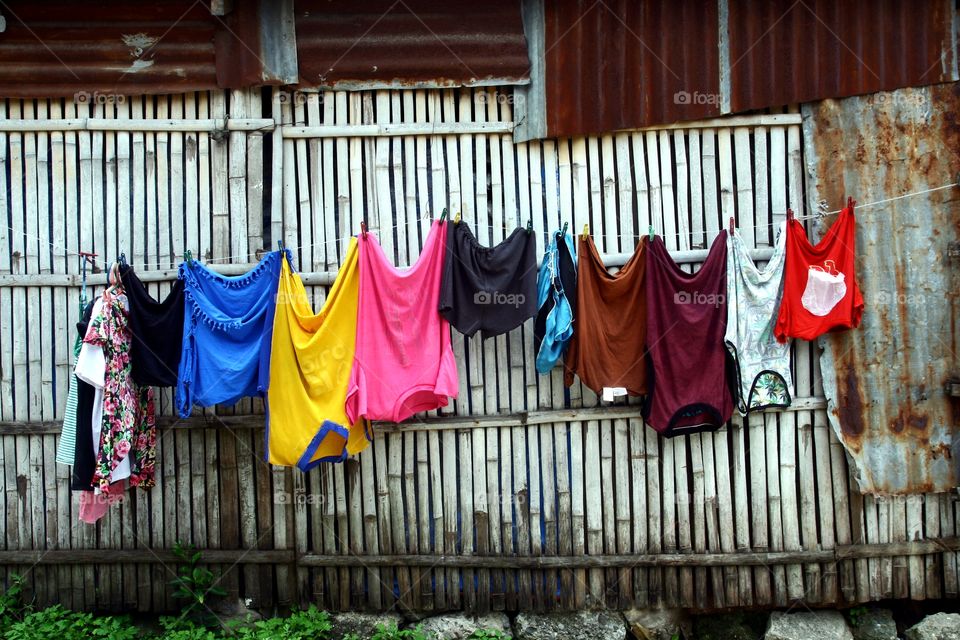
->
(5, 179), (956, 273)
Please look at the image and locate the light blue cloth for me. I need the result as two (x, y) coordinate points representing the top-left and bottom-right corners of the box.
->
(535, 231), (576, 374)
(175, 250), (288, 418)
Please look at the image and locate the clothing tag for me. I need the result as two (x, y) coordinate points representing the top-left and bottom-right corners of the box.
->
(602, 387), (628, 402)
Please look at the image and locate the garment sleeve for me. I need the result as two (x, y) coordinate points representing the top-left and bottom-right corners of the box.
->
(76, 300), (107, 388)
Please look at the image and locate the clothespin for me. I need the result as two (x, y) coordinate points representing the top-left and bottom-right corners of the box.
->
(78, 251), (97, 304)
(561, 221), (568, 236)
(118, 252), (127, 268)
(277, 240), (285, 253)
(183, 249), (193, 266)
(846, 196), (856, 211)
(439, 208), (448, 223)
(786, 208), (794, 221)
(526, 216), (533, 234)
(728, 216), (735, 235)
(648, 225), (655, 241)
(360, 220), (368, 237)
(582, 223), (590, 240)
(454, 211), (461, 225)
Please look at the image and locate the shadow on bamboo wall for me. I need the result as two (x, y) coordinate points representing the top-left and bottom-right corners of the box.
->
(0, 88), (955, 613)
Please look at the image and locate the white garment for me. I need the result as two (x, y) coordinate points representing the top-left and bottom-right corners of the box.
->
(73, 296), (130, 485)
(724, 225), (793, 415)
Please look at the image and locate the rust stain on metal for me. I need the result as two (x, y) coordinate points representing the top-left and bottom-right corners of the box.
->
(836, 368), (865, 449)
(728, 0), (956, 115)
(294, 0), (529, 89)
(0, 1), (219, 96)
(543, 0), (719, 137)
(805, 83), (960, 494)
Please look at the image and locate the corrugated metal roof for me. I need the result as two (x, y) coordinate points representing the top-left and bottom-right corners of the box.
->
(294, 0), (529, 89)
(727, 0), (957, 114)
(805, 84), (960, 494)
(0, 1), (220, 97)
(534, 0), (958, 137)
(542, 0), (721, 137)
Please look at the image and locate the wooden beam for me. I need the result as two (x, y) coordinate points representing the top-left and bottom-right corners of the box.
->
(0, 118), (274, 133)
(282, 121), (515, 139)
(2, 538), (954, 568)
(0, 398), (831, 435)
(0, 244), (777, 288)
(0, 549), (294, 565)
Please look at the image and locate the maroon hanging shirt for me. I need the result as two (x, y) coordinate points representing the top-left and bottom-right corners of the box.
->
(643, 233), (734, 436)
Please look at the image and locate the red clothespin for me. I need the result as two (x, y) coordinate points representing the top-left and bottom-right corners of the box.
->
(847, 196), (856, 211)
(728, 217), (735, 235)
(360, 221), (368, 238)
(786, 208), (794, 221)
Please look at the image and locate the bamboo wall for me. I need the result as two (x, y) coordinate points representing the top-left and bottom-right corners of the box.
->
(0, 88), (956, 614)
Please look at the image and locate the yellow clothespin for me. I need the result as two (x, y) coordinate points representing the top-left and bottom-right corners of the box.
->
(454, 211), (461, 225)
(581, 223), (590, 239)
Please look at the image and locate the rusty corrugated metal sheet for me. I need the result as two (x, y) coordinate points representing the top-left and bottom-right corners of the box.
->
(728, 0), (956, 114)
(294, 0), (529, 89)
(542, 0), (720, 138)
(804, 83), (960, 494)
(537, 0), (957, 138)
(0, 1), (219, 97)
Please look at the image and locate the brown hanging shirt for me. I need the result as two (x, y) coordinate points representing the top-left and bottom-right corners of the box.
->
(563, 236), (648, 396)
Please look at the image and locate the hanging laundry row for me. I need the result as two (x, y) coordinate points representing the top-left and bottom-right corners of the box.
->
(59, 203), (863, 513)
(58, 256), (158, 524)
(563, 202), (863, 436)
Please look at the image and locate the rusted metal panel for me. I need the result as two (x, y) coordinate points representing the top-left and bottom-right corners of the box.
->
(294, 0), (529, 89)
(0, 1), (220, 97)
(536, 0), (958, 138)
(728, 0), (957, 114)
(803, 83), (960, 494)
(542, 0), (721, 137)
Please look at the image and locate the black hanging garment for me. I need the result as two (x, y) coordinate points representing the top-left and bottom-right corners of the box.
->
(120, 264), (185, 387)
(438, 222), (538, 339)
(71, 300), (97, 491)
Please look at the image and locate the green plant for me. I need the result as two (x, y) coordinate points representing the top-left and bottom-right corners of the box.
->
(369, 622), (429, 640)
(168, 541), (227, 627)
(4, 605), (139, 640)
(0, 574), (32, 630)
(156, 616), (221, 640)
(231, 606), (332, 640)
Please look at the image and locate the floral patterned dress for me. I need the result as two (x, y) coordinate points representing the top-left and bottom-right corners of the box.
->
(84, 291), (156, 493)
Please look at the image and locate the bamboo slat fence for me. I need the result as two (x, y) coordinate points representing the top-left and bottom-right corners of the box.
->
(0, 88), (955, 613)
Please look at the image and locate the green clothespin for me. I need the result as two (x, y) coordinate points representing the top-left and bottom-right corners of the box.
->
(183, 249), (193, 266)
(648, 225), (655, 241)
(526, 216), (533, 234)
(278, 240), (284, 253)
(439, 208), (448, 222)
(561, 221), (568, 236)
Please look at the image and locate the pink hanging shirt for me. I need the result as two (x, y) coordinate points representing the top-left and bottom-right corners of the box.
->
(345, 220), (459, 424)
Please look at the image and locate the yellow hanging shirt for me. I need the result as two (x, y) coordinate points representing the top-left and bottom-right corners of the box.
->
(267, 239), (369, 469)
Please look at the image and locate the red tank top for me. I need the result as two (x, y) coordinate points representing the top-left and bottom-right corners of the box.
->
(775, 205), (864, 342)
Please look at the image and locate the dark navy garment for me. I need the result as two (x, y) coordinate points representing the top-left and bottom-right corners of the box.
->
(120, 265), (185, 387)
(438, 223), (538, 340)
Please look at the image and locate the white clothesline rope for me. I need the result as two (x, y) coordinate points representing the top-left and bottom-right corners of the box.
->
(5, 179), (957, 274)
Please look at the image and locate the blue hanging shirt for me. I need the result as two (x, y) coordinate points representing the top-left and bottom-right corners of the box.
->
(534, 230), (577, 374)
(175, 250), (288, 418)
